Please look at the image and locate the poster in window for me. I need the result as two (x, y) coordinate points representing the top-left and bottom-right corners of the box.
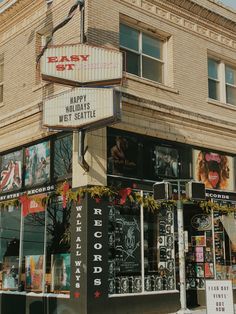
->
(2, 256), (18, 290)
(191, 236), (206, 247)
(193, 149), (234, 191)
(195, 263), (204, 277)
(0, 150), (22, 192)
(195, 246), (204, 262)
(205, 263), (214, 278)
(25, 255), (43, 291)
(115, 215), (141, 273)
(152, 146), (179, 178)
(107, 134), (138, 176)
(51, 253), (71, 291)
(25, 141), (50, 187)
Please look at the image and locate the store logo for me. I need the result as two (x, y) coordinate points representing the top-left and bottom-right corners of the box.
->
(191, 214), (211, 231)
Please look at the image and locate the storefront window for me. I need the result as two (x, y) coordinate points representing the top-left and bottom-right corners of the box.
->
(108, 197), (176, 295)
(54, 134), (72, 181)
(47, 196), (71, 293)
(0, 204), (21, 290)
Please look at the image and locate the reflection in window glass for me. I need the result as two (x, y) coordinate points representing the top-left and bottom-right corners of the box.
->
(208, 79), (219, 100)
(120, 24), (139, 51)
(142, 56), (163, 83)
(25, 141), (50, 187)
(0, 205), (21, 290)
(142, 34), (162, 59)
(47, 197), (71, 293)
(208, 59), (218, 79)
(226, 85), (236, 106)
(225, 66), (235, 85)
(0, 150), (23, 193)
(23, 211), (45, 291)
(54, 134), (72, 180)
(123, 50), (140, 76)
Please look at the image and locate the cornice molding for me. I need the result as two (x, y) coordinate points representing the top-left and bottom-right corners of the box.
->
(119, 0), (236, 51)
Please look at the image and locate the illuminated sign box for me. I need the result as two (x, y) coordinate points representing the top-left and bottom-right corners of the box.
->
(43, 88), (121, 131)
(40, 44), (123, 86)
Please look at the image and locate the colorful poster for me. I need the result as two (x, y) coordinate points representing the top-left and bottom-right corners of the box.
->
(51, 253), (71, 291)
(152, 146), (179, 178)
(25, 141), (50, 187)
(107, 134), (138, 176)
(195, 247), (204, 262)
(193, 149), (234, 191)
(205, 263), (214, 278)
(191, 236), (206, 246)
(0, 150), (22, 192)
(2, 256), (18, 290)
(25, 255), (44, 291)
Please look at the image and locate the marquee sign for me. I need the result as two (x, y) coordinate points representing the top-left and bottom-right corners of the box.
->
(40, 44), (123, 86)
(43, 88), (121, 130)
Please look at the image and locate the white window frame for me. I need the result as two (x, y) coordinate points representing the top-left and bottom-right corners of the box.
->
(120, 24), (166, 85)
(208, 57), (236, 106)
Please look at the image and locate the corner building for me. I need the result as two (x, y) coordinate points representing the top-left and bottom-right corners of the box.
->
(0, 0), (236, 313)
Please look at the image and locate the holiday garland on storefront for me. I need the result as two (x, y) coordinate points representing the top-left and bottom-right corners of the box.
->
(0, 182), (236, 214)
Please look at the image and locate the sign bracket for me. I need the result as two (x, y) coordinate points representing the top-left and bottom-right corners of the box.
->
(78, 130), (89, 172)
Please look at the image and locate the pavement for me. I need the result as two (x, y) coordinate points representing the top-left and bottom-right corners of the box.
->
(169, 307), (206, 314)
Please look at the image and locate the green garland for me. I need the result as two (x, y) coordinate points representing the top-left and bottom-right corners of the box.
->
(1, 183), (236, 214)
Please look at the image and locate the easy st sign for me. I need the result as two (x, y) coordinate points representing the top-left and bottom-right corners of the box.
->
(40, 44), (123, 86)
(43, 87), (121, 130)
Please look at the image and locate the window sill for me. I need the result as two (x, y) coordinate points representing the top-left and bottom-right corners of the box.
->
(109, 289), (179, 298)
(123, 72), (179, 94)
(0, 291), (69, 298)
(207, 98), (236, 111)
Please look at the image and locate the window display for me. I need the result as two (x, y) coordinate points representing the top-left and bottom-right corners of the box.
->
(108, 201), (176, 295)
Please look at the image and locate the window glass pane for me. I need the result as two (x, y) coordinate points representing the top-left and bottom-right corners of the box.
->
(144, 204), (175, 291)
(142, 34), (162, 59)
(47, 197), (71, 293)
(0, 150), (23, 193)
(142, 56), (163, 83)
(225, 66), (236, 85)
(0, 205), (21, 290)
(120, 24), (139, 51)
(208, 79), (219, 100)
(108, 203), (141, 294)
(54, 134), (72, 180)
(23, 211), (45, 291)
(208, 59), (218, 79)
(226, 85), (236, 105)
(0, 64), (3, 82)
(123, 49), (140, 76)
(25, 141), (50, 188)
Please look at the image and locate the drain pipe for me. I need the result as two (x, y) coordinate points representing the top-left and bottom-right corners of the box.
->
(78, 0), (88, 172)
(78, 130), (89, 172)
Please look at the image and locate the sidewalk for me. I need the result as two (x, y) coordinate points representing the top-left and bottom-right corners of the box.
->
(169, 307), (206, 314)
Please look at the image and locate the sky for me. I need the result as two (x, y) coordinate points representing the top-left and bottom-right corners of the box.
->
(220, 0), (236, 9)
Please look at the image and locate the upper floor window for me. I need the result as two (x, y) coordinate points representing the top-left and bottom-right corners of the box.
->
(0, 54), (4, 103)
(208, 57), (236, 106)
(120, 24), (164, 83)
